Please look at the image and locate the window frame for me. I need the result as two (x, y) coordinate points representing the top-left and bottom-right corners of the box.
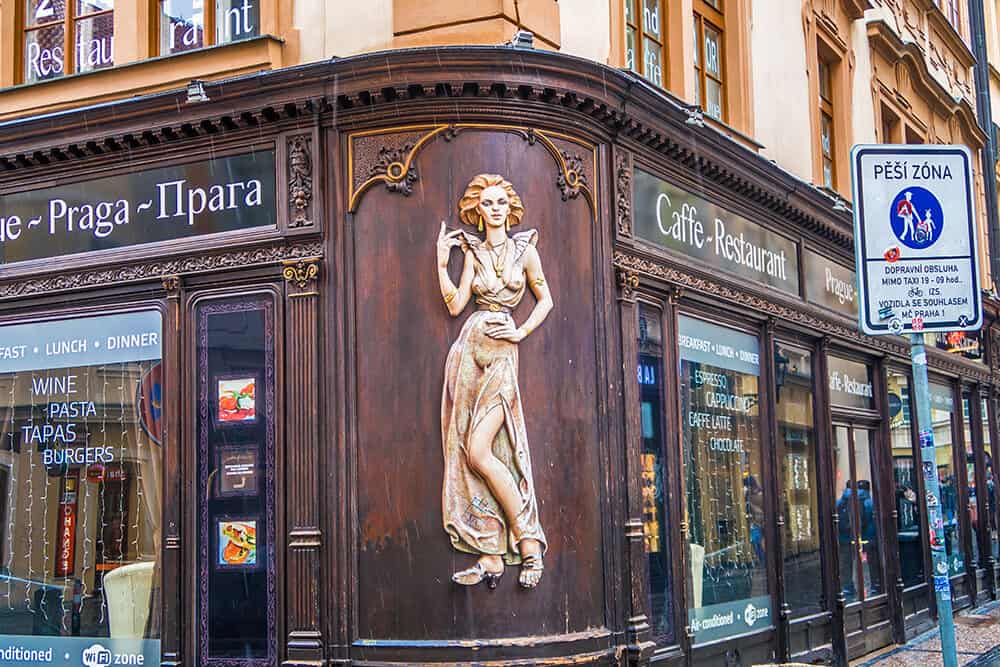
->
(817, 57), (835, 190)
(19, 0), (114, 84)
(624, 0), (668, 89)
(693, 0), (725, 122)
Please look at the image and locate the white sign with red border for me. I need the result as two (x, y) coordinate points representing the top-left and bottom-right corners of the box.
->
(850, 144), (982, 336)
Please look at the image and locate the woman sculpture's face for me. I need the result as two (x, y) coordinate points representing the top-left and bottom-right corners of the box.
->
(478, 185), (510, 229)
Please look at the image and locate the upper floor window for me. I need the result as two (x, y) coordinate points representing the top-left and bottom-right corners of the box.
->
(693, 0), (724, 121)
(625, 0), (666, 88)
(158, 0), (259, 56)
(23, 0), (114, 83)
(941, 0), (962, 31)
(818, 58), (835, 189)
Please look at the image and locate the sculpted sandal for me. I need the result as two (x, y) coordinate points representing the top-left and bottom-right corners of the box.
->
(452, 562), (504, 589)
(518, 554), (544, 588)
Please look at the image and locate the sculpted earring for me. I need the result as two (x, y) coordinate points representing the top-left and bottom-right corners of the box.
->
(478, 214), (484, 232)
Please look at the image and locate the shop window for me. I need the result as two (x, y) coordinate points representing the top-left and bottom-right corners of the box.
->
(158, 0), (259, 56)
(929, 382), (965, 576)
(196, 296), (275, 664)
(678, 314), (770, 643)
(888, 370), (924, 588)
(834, 425), (883, 602)
(817, 57), (835, 190)
(0, 311), (162, 661)
(637, 305), (673, 644)
(774, 343), (822, 614)
(693, 0), (724, 121)
(924, 330), (983, 363)
(22, 0), (114, 84)
(962, 392), (979, 566)
(624, 0), (666, 88)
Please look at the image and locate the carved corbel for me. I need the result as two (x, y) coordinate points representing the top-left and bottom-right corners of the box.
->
(617, 269), (639, 302)
(282, 257), (321, 296)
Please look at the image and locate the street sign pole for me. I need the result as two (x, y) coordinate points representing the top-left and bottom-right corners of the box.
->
(909, 334), (958, 667)
(851, 144), (979, 667)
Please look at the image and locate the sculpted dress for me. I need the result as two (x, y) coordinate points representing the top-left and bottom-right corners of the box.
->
(441, 229), (547, 565)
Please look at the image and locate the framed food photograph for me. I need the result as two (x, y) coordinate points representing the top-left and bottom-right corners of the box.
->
(214, 374), (258, 425)
(216, 445), (259, 497)
(214, 516), (260, 571)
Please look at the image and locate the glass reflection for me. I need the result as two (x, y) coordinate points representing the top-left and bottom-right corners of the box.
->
(930, 383), (964, 576)
(775, 343), (821, 613)
(888, 370), (923, 587)
(963, 393), (979, 566)
(637, 305), (673, 643)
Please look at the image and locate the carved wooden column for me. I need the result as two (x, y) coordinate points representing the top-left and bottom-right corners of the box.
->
(616, 269), (655, 666)
(161, 275), (183, 667)
(762, 318), (790, 663)
(282, 257), (323, 665)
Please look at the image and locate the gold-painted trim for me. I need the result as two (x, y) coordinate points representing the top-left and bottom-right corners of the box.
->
(347, 123), (598, 214)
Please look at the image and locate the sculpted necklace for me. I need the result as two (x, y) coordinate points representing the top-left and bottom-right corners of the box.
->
(487, 239), (508, 279)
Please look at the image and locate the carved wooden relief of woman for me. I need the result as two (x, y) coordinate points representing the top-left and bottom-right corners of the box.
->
(436, 174), (553, 589)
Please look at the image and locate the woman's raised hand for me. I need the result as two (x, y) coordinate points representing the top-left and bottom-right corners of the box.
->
(437, 221), (464, 269)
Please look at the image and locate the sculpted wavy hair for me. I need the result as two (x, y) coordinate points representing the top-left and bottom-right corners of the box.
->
(458, 174), (525, 229)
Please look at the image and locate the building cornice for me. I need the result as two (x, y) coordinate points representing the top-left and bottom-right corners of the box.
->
(0, 47), (856, 253)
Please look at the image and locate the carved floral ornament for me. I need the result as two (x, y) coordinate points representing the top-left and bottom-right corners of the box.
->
(288, 135), (313, 228)
(348, 124), (596, 214)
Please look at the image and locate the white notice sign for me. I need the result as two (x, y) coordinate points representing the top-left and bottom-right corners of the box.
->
(850, 145), (982, 335)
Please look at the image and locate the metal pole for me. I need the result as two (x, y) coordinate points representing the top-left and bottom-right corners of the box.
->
(910, 334), (959, 667)
(968, 0), (1000, 291)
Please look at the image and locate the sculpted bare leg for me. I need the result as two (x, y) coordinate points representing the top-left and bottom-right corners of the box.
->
(466, 404), (544, 588)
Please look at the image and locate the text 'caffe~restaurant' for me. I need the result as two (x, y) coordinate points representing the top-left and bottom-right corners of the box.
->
(0, 48), (997, 667)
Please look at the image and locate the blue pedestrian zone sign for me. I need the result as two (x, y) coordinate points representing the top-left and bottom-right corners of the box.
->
(850, 145), (982, 336)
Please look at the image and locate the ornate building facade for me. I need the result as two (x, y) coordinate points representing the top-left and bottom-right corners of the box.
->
(0, 2), (997, 667)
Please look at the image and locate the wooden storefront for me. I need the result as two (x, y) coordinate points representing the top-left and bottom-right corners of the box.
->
(0, 47), (996, 667)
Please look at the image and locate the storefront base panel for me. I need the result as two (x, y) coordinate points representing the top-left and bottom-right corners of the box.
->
(974, 569), (991, 604)
(349, 631), (615, 665)
(690, 628), (775, 667)
(788, 612), (834, 661)
(952, 575), (973, 610)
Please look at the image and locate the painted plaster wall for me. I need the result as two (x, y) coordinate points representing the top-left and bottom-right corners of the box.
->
(559, 0), (611, 65)
(750, 0), (813, 182)
(323, 0), (395, 59)
(851, 15), (877, 146)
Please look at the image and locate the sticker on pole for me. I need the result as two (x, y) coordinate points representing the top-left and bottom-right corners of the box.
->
(851, 145), (982, 335)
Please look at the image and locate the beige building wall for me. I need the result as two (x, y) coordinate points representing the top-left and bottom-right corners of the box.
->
(750, 0), (813, 182)
(850, 16), (878, 147)
(560, 0), (611, 65)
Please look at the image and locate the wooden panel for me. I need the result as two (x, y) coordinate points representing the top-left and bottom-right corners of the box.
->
(350, 128), (605, 642)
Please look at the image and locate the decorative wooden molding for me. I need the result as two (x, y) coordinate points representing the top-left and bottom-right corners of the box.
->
(613, 249), (993, 384)
(0, 241), (323, 299)
(348, 124), (597, 214)
(282, 257), (321, 292)
(288, 134), (314, 228)
(615, 151), (632, 238)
